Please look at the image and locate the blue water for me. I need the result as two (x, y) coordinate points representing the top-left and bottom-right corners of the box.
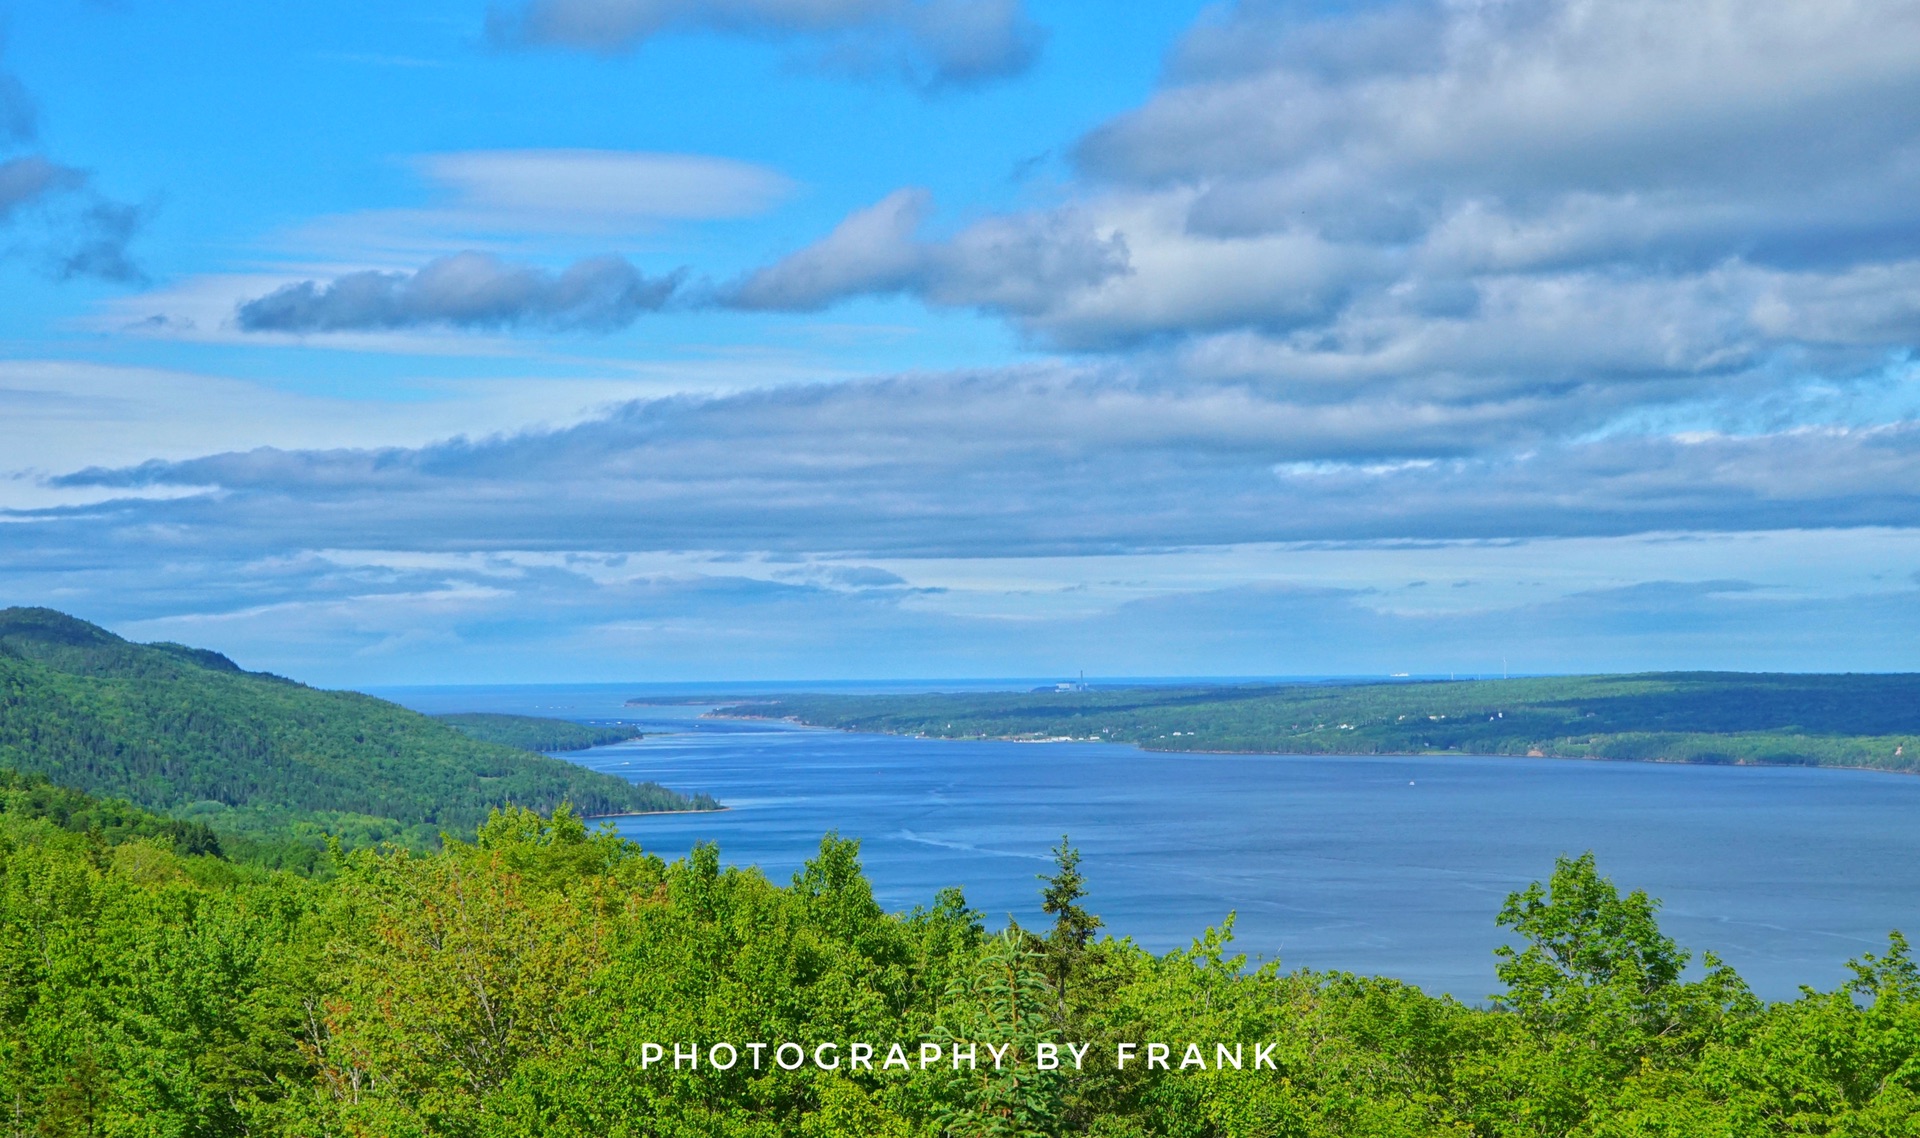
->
(379, 683), (1920, 1002)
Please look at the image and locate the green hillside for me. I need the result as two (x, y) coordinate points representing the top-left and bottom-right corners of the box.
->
(435, 711), (642, 752)
(717, 672), (1920, 772)
(0, 607), (718, 854)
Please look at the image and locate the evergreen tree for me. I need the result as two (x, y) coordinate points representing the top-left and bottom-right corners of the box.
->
(1038, 835), (1102, 1002)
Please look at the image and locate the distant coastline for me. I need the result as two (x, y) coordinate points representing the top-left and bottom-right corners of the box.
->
(709, 709), (1920, 776)
(704, 673), (1920, 777)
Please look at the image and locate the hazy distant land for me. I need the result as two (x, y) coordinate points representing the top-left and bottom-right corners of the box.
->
(714, 672), (1920, 773)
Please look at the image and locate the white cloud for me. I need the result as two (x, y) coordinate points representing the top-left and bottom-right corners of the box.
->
(415, 149), (794, 227)
(729, 188), (932, 309)
(724, 0), (1920, 410)
(1095, 0), (1920, 202)
(726, 187), (1130, 314)
(106, 148), (792, 345)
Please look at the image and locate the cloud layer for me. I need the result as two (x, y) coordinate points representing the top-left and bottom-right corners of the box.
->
(13, 365), (1920, 680)
(492, 0), (1044, 87)
(31, 372), (1920, 559)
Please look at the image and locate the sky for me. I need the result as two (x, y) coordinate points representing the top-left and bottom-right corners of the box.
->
(3, 0), (1920, 685)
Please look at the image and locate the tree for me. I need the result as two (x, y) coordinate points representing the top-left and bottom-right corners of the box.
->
(929, 930), (1064, 1138)
(1037, 836), (1102, 1000)
(1492, 850), (1754, 1120)
(1495, 851), (1685, 1012)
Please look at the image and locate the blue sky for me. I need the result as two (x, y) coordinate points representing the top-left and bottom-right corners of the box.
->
(4, 0), (1920, 684)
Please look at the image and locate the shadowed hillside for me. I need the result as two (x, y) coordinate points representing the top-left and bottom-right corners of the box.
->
(0, 607), (718, 856)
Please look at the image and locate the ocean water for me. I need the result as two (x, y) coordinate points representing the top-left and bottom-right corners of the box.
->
(378, 683), (1920, 1002)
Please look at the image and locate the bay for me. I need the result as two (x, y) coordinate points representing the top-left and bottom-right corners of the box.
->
(378, 682), (1920, 1001)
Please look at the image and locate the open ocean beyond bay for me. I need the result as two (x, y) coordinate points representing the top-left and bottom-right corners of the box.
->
(378, 683), (1920, 1002)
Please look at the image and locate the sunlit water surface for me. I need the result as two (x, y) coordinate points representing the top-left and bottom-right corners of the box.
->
(379, 683), (1920, 1001)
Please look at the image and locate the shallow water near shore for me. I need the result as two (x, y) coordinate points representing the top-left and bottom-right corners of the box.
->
(381, 683), (1920, 1002)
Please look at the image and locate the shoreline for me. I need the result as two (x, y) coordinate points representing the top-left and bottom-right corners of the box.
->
(586, 806), (732, 819)
(704, 713), (1919, 778)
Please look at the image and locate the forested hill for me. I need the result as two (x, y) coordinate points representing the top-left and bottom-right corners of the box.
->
(0, 607), (718, 853)
(716, 672), (1920, 773)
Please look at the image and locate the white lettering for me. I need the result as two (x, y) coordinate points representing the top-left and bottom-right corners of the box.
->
(628, 1039), (1294, 1074)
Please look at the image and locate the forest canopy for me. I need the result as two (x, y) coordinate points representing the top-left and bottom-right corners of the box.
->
(0, 798), (1913, 1136)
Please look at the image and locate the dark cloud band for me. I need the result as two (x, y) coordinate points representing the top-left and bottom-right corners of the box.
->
(234, 252), (684, 334)
(491, 0), (1043, 88)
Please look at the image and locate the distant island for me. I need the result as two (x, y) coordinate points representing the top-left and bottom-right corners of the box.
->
(713, 672), (1920, 774)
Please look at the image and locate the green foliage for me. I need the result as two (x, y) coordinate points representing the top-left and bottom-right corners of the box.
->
(1496, 852), (1688, 1007)
(0, 608), (718, 858)
(434, 712), (644, 753)
(0, 804), (1912, 1136)
(929, 930), (1067, 1138)
(722, 671), (1920, 772)
(1483, 854), (1761, 1135)
(0, 766), (224, 856)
